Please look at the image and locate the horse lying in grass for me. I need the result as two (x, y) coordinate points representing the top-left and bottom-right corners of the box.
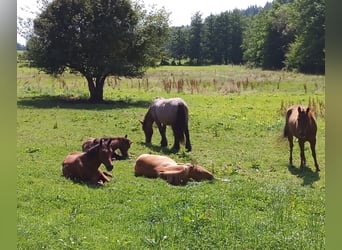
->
(82, 135), (132, 160)
(134, 154), (213, 185)
(283, 105), (320, 172)
(62, 138), (114, 186)
(141, 97), (192, 151)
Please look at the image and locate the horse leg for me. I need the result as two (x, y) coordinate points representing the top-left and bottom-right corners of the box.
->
(184, 125), (192, 152)
(170, 124), (180, 151)
(298, 139), (306, 170)
(91, 170), (111, 186)
(310, 139), (320, 172)
(172, 136), (180, 151)
(103, 171), (113, 177)
(157, 123), (168, 147)
(287, 136), (294, 167)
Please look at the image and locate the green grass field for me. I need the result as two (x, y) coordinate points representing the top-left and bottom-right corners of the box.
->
(17, 64), (325, 249)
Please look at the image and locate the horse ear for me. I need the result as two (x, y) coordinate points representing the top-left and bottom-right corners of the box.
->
(139, 120), (143, 125)
(124, 134), (127, 138)
(106, 138), (112, 147)
(306, 107), (310, 114)
(297, 106), (301, 113)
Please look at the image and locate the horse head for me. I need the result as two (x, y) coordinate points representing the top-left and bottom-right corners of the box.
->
(111, 135), (132, 158)
(140, 119), (153, 144)
(99, 138), (114, 171)
(297, 106), (311, 139)
(186, 164), (214, 181)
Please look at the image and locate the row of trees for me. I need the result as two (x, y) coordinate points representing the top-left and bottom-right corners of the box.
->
(20, 0), (324, 102)
(165, 0), (325, 74)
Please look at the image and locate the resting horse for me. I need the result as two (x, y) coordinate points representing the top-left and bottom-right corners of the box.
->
(62, 138), (114, 186)
(134, 154), (213, 185)
(82, 135), (132, 160)
(141, 97), (192, 151)
(283, 105), (320, 172)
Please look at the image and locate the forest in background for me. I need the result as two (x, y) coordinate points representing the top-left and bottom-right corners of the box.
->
(17, 0), (325, 75)
(163, 0), (325, 74)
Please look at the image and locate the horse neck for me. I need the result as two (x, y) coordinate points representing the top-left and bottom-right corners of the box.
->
(109, 138), (121, 149)
(83, 150), (101, 169)
(144, 109), (154, 125)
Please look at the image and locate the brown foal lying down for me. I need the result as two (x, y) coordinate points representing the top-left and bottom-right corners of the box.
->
(134, 154), (213, 185)
(62, 139), (114, 186)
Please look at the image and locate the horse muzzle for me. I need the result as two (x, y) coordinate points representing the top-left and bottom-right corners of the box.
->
(106, 165), (114, 171)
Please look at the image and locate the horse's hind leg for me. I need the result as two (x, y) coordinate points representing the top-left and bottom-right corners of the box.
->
(184, 125), (192, 152)
(310, 139), (320, 172)
(287, 136), (294, 167)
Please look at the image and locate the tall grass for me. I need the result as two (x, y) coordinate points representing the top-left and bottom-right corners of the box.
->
(17, 64), (325, 249)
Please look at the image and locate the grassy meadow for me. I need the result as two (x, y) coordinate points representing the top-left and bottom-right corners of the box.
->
(17, 64), (325, 249)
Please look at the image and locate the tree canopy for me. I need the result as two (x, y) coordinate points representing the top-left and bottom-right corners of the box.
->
(164, 0), (325, 74)
(26, 0), (169, 102)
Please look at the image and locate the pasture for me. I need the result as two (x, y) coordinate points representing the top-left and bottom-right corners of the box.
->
(17, 64), (325, 249)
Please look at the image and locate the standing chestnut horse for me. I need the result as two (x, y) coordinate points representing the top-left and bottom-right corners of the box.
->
(141, 97), (191, 151)
(62, 139), (114, 186)
(283, 105), (320, 172)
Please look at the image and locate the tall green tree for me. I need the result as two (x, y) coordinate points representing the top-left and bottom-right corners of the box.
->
(202, 14), (221, 64)
(262, 1), (295, 69)
(167, 26), (190, 65)
(26, 0), (169, 102)
(241, 11), (268, 67)
(188, 12), (204, 65)
(230, 9), (244, 64)
(285, 0), (325, 74)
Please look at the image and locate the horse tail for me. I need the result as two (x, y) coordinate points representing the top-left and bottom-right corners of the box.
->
(283, 108), (292, 138)
(173, 103), (188, 144)
(283, 124), (289, 138)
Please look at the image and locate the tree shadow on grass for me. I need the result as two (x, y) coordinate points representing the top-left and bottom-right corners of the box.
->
(17, 95), (151, 110)
(287, 164), (320, 186)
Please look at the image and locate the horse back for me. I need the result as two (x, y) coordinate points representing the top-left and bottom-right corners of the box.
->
(62, 152), (85, 178)
(134, 154), (177, 177)
(151, 97), (188, 125)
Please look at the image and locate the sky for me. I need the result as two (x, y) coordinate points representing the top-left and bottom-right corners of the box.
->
(17, 0), (270, 44)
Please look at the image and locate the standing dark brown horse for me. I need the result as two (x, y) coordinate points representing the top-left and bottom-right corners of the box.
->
(283, 105), (320, 172)
(82, 135), (132, 160)
(62, 138), (114, 186)
(141, 97), (192, 151)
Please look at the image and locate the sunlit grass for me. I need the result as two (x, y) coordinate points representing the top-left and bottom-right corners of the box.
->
(17, 64), (325, 249)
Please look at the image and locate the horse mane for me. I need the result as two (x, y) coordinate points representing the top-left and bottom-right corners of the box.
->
(85, 143), (100, 158)
(143, 107), (153, 123)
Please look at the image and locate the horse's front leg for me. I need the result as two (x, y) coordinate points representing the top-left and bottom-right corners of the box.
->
(156, 123), (167, 147)
(310, 139), (320, 172)
(103, 171), (113, 177)
(97, 170), (111, 185)
(298, 139), (306, 170)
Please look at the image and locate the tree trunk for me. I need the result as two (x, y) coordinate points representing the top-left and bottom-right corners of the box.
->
(86, 76), (106, 103)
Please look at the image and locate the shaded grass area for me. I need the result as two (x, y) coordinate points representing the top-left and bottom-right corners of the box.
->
(17, 65), (325, 249)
